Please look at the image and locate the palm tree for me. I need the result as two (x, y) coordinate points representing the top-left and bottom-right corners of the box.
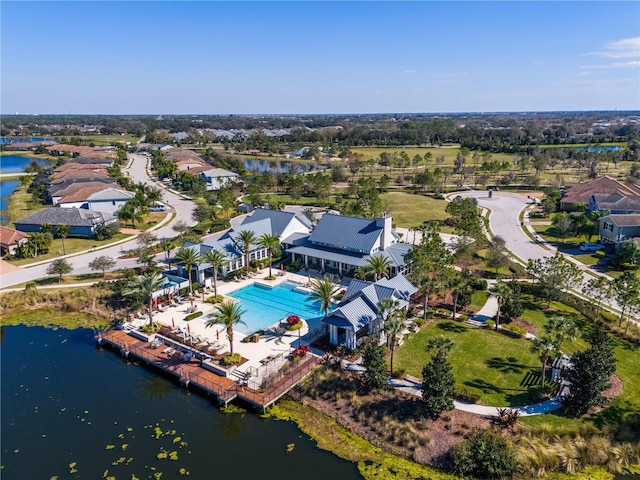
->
(204, 249), (228, 297)
(205, 301), (247, 355)
(55, 224), (70, 256)
(363, 254), (392, 281)
(118, 203), (143, 228)
(489, 281), (511, 330)
(531, 316), (579, 389)
(426, 335), (455, 358)
(384, 310), (405, 374)
(258, 233), (281, 277)
(124, 272), (165, 327)
(309, 275), (340, 318)
(376, 298), (399, 340)
(236, 230), (256, 273)
(160, 239), (175, 261)
(448, 273), (469, 321)
(175, 247), (203, 296)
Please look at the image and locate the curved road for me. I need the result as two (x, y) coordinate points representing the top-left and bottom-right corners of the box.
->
(455, 191), (637, 319)
(0, 153), (197, 289)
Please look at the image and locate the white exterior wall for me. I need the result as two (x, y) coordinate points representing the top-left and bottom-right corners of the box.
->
(87, 199), (130, 215)
(279, 216), (312, 241)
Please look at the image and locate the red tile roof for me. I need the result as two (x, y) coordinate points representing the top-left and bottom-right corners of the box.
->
(0, 226), (28, 247)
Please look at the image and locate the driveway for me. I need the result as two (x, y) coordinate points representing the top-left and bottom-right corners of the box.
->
(0, 154), (198, 289)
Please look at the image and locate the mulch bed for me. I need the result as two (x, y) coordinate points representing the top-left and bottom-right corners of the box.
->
(510, 318), (539, 335)
(299, 368), (493, 469)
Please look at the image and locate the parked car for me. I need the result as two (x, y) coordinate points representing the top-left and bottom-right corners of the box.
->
(597, 257), (611, 266)
(579, 242), (603, 252)
(149, 204), (166, 212)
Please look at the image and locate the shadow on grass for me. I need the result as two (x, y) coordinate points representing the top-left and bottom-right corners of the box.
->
(464, 378), (503, 394)
(436, 322), (467, 334)
(485, 356), (529, 374)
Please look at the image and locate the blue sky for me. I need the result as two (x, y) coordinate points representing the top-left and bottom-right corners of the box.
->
(2, 1), (639, 114)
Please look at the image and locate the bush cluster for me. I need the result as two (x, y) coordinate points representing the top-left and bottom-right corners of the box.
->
(185, 311), (203, 321)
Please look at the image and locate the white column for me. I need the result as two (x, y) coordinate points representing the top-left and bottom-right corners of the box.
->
(329, 325), (338, 345)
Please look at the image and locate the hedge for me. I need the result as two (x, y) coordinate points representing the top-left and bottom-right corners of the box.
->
(185, 311), (203, 321)
(455, 384), (483, 403)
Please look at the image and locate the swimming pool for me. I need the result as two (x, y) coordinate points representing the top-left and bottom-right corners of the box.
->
(220, 281), (329, 335)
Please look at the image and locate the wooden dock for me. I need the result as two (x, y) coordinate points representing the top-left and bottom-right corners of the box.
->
(98, 330), (320, 409)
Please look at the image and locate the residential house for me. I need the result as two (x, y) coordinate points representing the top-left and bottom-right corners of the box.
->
(0, 226), (29, 256)
(46, 144), (94, 157)
(177, 208), (313, 283)
(323, 274), (418, 349)
(70, 155), (115, 167)
(287, 213), (413, 277)
(14, 207), (118, 237)
(198, 167), (240, 190)
(51, 165), (109, 180)
(561, 176), (640, 212)
(55, 186), (135, 214)
(599, 214), (640, 252)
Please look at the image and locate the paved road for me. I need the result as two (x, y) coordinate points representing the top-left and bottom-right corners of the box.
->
(454, 191), (639, 320)
(455, 191), (547, 263)
(0, 153), (197, 289)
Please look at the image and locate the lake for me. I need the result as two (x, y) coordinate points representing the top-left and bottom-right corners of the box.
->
(244, 158), (327, 174)
(0, 180), (20, 223)
(0, 325), (362, 479)
(0, 154), (46, 173)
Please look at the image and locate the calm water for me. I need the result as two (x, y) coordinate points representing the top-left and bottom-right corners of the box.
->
(0, 180), (20, 223)
(225, 281), (329, 334)
(0, 325), (361, 479)
(0, 154), (46, 173)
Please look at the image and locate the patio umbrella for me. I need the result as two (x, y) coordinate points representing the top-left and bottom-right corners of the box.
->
(172, 317), (175, 328)
(168, 293), (172, 303)
(190, 297), (194, 307)
(187, 323), (192, 345)
(216, 329), (220, 341)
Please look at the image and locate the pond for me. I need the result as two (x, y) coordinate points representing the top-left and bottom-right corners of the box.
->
(244, 158), (327, 174)
(0, 325), (362, 479)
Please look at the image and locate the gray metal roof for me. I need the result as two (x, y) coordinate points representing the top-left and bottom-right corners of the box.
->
(15, 207), (116, 227)
(382, 243), (413, 268)
(200, 167), (239, 178)
(281, 232), (309, 245)
(375, 274), (418, 300)
(309, 214), (382, 253)
(341, 279), (371, 303)
(242, 208), (312, 237)
(323, 296), (376, 330)
(229, 218), (272, 246)
(88, 188), (135, 201)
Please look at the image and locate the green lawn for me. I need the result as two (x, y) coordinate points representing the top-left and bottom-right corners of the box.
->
(380, 192), (449, 227)
(470, 290), (489, 312)
(395, 320), (546, 406)
(7, 233), (129, 266)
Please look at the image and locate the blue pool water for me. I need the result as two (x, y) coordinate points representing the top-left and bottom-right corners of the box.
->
(222, 281), (329, 334)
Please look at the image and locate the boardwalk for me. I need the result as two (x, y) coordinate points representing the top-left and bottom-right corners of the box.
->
(98, 329), (320, 410)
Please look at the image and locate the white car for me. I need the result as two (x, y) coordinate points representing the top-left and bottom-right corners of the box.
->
(579, 242), (603, 252)
(149, 204), (166, 212)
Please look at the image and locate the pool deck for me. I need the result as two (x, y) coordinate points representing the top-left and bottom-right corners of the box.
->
(100, 269), (329, 409)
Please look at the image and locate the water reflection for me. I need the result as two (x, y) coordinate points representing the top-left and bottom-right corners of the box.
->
(133, 374), (177, 402)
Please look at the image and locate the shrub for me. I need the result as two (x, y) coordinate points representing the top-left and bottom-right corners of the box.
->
(502, 324), (527, 336)
(433, 193), (445, 200)
(285, 314), (303, 331)
(206, 295), (224, 304)
(390, 367), (407, 379)
(452, 431), (519, 479)
(414, 317), (425, 327)
(484, 320), (495, 328)
(185, 311), (203, 321)
(469, 278), (488, 291)
(222, 353), (242, 366)
(291, 345), (309, 359)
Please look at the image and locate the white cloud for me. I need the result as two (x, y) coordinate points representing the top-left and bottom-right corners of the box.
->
(404, 69), (415, 74)
(587, 36), (640, 59)
(580, 60), (640, 70)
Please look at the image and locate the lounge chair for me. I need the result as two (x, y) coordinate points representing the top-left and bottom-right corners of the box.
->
(162, 347), (173, 355)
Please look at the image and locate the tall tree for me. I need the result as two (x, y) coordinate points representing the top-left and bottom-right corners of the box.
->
(489, 281), (511, 330)
(486, 236), (509, 276)
(613, 271), (640, 333)
(258, 232), (281, 278)
(405, 225), (454, 321)
(531, 316), (579, 389)
(362, 338), (387, 391)
(124, 272), (165, 326)
(88, 255), (116, 279)
(46, 258), (73, 283)
(384, 310), (405, 375)
(582, 276), (612, 319)
(422, 335), (456, 418)
(309, 275), (339, 318)
(204, 249), (228, 298)
(55, 224), (70, 256)
(563, 329), (616, 416)
(526, 254), (583, 306)
(175, 247), (203, 296)
(236, 229), (257, 273)
(205, 301), (247, 355)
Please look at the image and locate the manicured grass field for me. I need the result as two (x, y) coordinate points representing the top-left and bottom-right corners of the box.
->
(7, 184), (49, 226)
(380, 192), (449, 227)
(395, 320), (545, 406)
(470, 290), (489, 312)
(348, 146), (515, 165)
(7, 233), (129, 266)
